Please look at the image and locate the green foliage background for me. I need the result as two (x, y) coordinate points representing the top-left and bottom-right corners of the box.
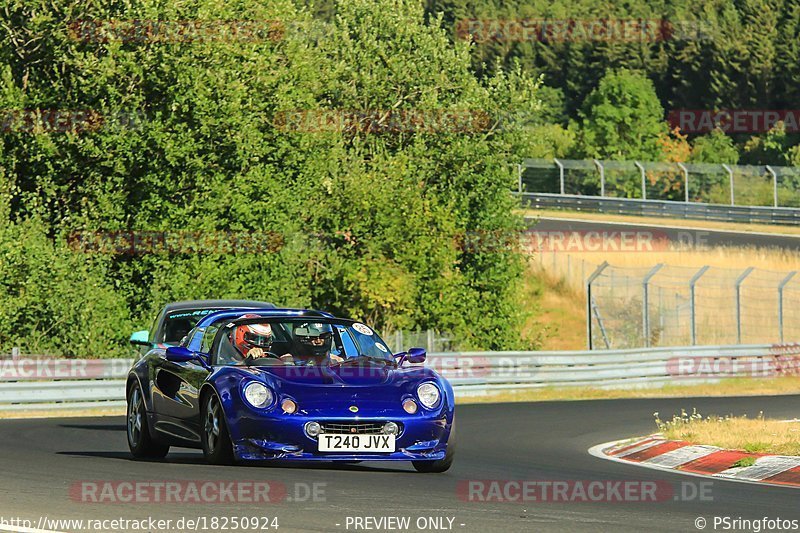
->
(3, 0), (800, 357)
(0, 0), (545, 356)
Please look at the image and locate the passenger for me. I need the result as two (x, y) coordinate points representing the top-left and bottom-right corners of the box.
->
(280, 322), (343, 365)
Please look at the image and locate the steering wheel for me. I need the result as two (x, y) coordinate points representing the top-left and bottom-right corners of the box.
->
(244, 351), (281, 365)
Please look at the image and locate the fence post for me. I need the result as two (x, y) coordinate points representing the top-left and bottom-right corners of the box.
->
(642, 264), (664, 347)
(634, 161), (646, 200)
(567, 254), (572, 282)
(778, 271), (797, 344)
(586, 261), (609, 350)
(722, 164), (736, 205)
(11, 347), (20, 360)
(677, 162), (689, 203)
(689, 266), (710, 345)
(593, 159), (605, 197)
(554, 158), (565, 195)
(766, 165), (778, 207)
(427, 329), (434, 353)
(735, 267), (755, 344)
(517, 163), (523, 194)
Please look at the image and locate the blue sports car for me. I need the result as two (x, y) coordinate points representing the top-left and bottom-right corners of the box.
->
(126, 308), (456, 473)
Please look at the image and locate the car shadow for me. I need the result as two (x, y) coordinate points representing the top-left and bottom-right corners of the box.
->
(55, 451), (414, 472)
(55, 450), (208, 464)
(60, 423), (126, 431)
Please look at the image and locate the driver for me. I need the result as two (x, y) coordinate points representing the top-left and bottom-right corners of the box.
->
(281, 322), (343, 365)
(231, 315), (276, 361)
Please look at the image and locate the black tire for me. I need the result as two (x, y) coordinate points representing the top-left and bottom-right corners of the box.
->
(413, 418), (455, 473)
(201, 391), (235, 465)
(127, 381), (169, 459)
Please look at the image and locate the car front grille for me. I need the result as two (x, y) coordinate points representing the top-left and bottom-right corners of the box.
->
(319, 421), (400, 435)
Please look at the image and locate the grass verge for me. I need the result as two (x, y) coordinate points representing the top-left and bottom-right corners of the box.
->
(458, 376), (800, 405)
(656, 409), (800, 456)
(0, 405), (125, 419)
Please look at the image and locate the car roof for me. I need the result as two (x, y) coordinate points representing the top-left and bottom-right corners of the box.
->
(163, 300), (276, 313)
(195, 308), (337, 328)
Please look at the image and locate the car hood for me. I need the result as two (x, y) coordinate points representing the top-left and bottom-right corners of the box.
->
(248, 363), (438, 414)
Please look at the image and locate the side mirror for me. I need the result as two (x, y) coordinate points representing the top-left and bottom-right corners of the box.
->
(407, 347), (427, 364)
(165, 346), (196, 363)
(129, 330), (150, 347)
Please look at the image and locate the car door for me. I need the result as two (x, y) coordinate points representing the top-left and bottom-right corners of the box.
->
(151, 327), (212, 443)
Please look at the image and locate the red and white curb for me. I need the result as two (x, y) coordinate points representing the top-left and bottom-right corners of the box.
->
(588, 435), (800, 488)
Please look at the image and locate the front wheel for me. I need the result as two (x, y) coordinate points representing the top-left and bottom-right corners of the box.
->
(127, 382), (169, 459)
(201, 391), (234, 465)
(413, 419), (455, 473)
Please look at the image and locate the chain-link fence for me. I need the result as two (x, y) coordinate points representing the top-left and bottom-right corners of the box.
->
(535, 253), (800, 350)
(383, 330), (454, 353)
(520, 158), (800, 208)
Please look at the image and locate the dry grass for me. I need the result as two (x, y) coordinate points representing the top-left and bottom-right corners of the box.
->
(459, 376), (800, 405)
(521, 209), (800, 236)
(657, 409), (800, 456)
(547, 245), (800, 274)
(0, 406), (125, 419)
(520, 261), (587, 350)
(526, 244), (800, 349)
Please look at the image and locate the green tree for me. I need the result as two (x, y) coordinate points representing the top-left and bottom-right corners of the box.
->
(690, 129), (739, 164)
(577, 69), (667, 160)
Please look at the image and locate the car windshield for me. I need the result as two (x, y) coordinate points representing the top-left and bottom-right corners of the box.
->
(212, 317), (394, 366)
(161, 308), (226, 344)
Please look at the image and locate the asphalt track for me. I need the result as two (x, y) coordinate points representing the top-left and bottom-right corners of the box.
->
(2, 397), (800, 532)
(529, 216), (800, 250)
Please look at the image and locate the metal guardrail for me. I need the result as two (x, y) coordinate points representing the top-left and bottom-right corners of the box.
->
(519, 158), (800, 212)
(0, 358), (132, 411)
(521, 192), (800, 226)
(0, 344), (796, 409)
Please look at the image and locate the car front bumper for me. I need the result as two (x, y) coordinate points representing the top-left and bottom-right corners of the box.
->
(229, 412), (453, 462)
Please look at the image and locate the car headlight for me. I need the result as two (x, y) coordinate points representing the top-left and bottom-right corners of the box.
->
(244, 382), (273, 408)
(417, 382), (441, 409)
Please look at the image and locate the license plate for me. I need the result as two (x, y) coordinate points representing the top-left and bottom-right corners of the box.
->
(318, 434), (395, 452)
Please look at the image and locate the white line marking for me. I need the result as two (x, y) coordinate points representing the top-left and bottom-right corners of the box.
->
(714, 456), (800, 481)
(613, 438), (665, 458)
(643, 445), (720, 468)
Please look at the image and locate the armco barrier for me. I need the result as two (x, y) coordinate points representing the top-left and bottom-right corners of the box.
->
(521, 192), (800, 225)
(0, 343), (796, 410)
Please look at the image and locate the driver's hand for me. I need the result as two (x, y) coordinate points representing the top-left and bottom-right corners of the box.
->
(246, 347), (264, 359)
(330, 354), (344, 363)
(280, 354), (294, 363)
